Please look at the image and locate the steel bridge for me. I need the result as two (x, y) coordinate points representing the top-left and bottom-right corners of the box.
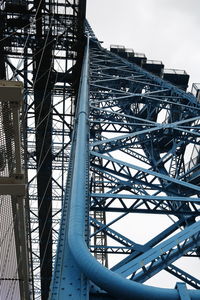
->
(0, 1), (200, 300)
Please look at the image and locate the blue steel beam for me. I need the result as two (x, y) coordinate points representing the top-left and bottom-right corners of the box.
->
(167, 266), (200, 289)
(49, 35), (90, 300)
(90, 217), (144, 251)
(106, 48), (197, 105)
(111, 219), (186, 270)
(90, 198), (200, 216)
(90, 218), (200, 289)
(91, 193), (200, 204)
(176, 283), (191, 300)
(90, 221), (199, 288)
(113, 221), (200, 278)
(91, 151), (200, 194)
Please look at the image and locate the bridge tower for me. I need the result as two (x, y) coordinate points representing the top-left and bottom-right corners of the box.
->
(0, 0), (86, 299)
(0, 1), (200, 300)
(49, 25), (200, 300)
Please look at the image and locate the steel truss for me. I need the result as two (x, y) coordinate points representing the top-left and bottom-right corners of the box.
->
(0, 81), (31, 300)
(50, 31), (200, 299)
(0, 1), (86, 299)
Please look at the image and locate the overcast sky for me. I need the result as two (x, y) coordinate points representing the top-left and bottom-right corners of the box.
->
(86, 0), (200, 90)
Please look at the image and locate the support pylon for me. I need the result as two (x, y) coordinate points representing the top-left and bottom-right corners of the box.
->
(50, 31), (200, 299)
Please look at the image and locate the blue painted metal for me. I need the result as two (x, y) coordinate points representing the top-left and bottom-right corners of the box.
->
(50, 27), (200, 299)
(176, 283), (191, 300)
(90, 152), (200, 195)
(111, 219), (185, 271)
(114, 221), (200, 278)
(90, 217), (144, 252)
(167, 266), (200, 289)
(49, 35), (90, 300)
(90, 217), (200, 286)
(91, 193), (200, 203)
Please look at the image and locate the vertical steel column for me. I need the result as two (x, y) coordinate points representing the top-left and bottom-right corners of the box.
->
(0, 9), (6, 79)
(49, 35), (89, 299)
(176, 283), (191, 300)
(68, 33), (90, 255)
(33, 0), (53, 298)
(0, 1), (87, 298)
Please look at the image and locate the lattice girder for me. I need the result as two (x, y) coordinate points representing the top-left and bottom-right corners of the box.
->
(50, 35), (200, 300)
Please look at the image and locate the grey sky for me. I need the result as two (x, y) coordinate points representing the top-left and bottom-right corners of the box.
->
(86, 0), (200, 89)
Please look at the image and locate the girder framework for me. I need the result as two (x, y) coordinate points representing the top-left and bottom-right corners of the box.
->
(50, 35), (200, 300)
(1, 0), (200, 296)
(0, 0), (86, 299)
(89, 45), (200, 289)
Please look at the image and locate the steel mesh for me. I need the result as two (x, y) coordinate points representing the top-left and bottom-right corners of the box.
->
(0, 195), (21, 300)
(0, 101), (16, 177)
